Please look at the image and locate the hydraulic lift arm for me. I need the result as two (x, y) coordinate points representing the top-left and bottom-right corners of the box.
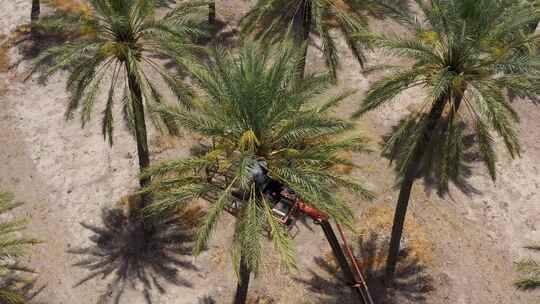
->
(297, 202), (374, 304)
(246, 160), (374, 303)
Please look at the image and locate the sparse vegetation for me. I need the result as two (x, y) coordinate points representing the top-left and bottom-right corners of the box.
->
(0, 191), (40, 304)
(2, 0), (540, 303)
(515, 245), (540, 290)
(0, 43), (9, 73)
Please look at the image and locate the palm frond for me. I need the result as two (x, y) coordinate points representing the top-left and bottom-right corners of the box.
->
(240, 0), (378, 76)
(193, 177), (236, 255)
(0, 191), (39, 304)
(32, 0), (206, 143)
(145, 42), (371, 274)
(354, 69), (423, 117)
(357, 0), (540, 192)
(515, 244), (540, 291)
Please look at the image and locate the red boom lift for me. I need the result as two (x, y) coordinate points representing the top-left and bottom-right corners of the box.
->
(230, 160), (375, 303)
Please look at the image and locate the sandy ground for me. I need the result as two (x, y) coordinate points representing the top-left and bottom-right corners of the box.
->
(1, 1), (540, 303)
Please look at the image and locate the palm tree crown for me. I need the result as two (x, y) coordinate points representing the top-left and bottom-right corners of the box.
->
(33, 0), (207, 144)
(357, 0), (540, 193)
(144, 42), (373, 274)
(241, 0), (379, 80)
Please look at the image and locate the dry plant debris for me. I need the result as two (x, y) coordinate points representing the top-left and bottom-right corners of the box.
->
(358, 204), (433, 266)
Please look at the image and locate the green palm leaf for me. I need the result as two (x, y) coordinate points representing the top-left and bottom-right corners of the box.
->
(241, 0), (407, 80)
(0, 191), (40, 304)
(357, 0), (540, 192)
(515, 244), (540, 291)
(33, 0), (207, 143)
(144, 41), (372, 275)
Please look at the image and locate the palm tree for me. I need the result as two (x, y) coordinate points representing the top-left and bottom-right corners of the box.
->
(31, 0), (40, 22)
(208, 1), (215, 24)
(30, 0), (40, 38)
(33, 0), (207, 189)
(354, 0), (540, 279)
(0, 191), (40, 304)
(240, 0), (386, 81)
(143, 42), (373, 303)
(515, 245), (540, 290)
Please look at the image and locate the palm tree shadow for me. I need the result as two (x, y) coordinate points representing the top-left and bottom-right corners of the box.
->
(382, 115), (481, 197)
(69, 206), (200, 304)
(296, 232), (433, 303)
(3, 25), (66, 78)
(196, 295), (216, 304)
(10, 12), (79, 72)
(194, 19), (237, 47)
(21, 30), (70, 61)
(21, 279), (47, 302)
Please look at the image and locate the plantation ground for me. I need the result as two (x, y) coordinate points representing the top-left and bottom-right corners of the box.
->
(0, 1), (539, 303)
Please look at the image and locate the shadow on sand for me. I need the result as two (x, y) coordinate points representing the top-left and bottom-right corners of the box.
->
(69, 206), (201, 304)
(381, 116), (482, 197)
(197, 296), (216, 304)
(297, 232), (433, 304)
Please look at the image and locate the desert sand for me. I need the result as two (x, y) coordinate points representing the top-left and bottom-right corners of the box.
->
(0, 1), (539, 303)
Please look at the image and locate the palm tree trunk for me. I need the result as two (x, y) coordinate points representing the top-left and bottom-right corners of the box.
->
(233, 255), (251, 304)
(127, 69), (151, 189)
(319, 219), (367, 302)
(31, 0), (40, 37)
(294, 1), (312, 79)
(31, 0), (40, 21)
(209, 1), (216, 24)
(385, 94), (449, 280)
